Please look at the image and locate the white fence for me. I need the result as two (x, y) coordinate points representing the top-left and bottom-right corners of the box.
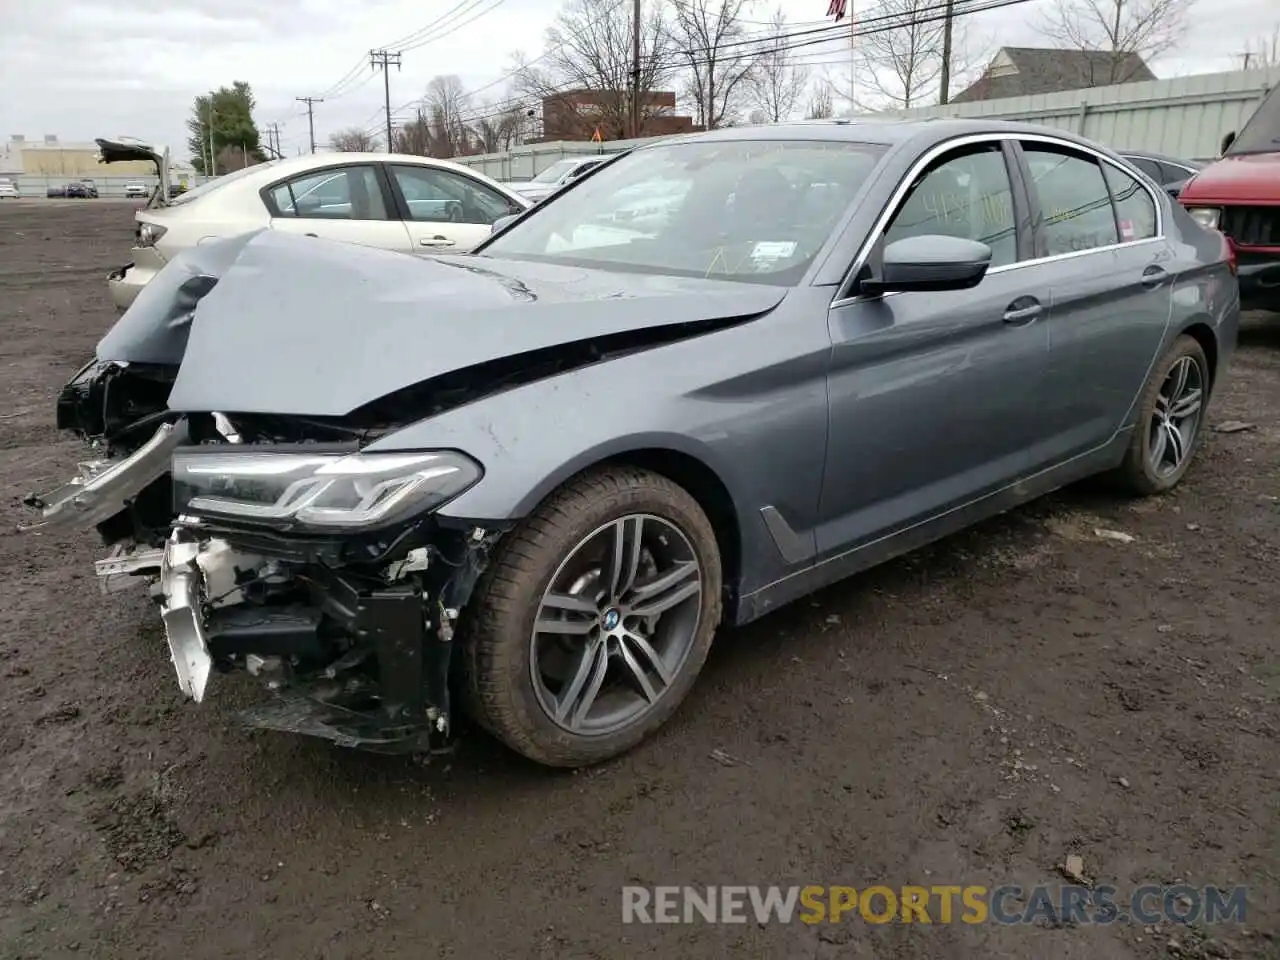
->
(2, 174), (212, 200)
(451, 65), (1280, 181)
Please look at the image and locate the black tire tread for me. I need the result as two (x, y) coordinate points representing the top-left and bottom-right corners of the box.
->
(459, 465), (722, 767)
(1112, 333), (1210, 496)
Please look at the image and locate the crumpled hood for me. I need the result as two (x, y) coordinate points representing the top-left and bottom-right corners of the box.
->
(102, 229), (787, 417)
(1181, 152), (1280, 203)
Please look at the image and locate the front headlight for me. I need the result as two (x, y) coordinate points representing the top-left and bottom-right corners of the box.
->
(1186, 207), (1220, 230)
(172, 449), (482, 532)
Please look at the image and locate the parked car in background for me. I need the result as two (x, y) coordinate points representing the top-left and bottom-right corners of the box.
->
(504, 155), (613, 202)
(1119, 152), (1203, 197)
(53, 180), (98, 199)
(106, 151), (531, 311)
(29, 120), (1238, 767)
(1178, 81), (1280, 313)
(124, 182), (150, 199)
(0, 179), (18, 199)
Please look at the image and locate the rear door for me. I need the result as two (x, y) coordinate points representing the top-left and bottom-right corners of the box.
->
(264, 164), (412, 252)
(385, 164), (525, 253)
(1014, 139), (1172, 459)
(818, 139), (1052, 554)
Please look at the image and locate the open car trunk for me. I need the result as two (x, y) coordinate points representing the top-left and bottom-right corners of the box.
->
(95, 138), (171, 207)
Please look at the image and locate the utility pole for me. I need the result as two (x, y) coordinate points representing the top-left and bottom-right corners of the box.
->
(205, 98), (216, 176)
(371, 50), (403, 151)
(939, 0), (954, 104)
(296, 96), (324, 153)
(268, 122), (282, 159)
(630, 0), (641, 138)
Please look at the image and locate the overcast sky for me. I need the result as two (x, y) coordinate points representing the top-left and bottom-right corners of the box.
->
(1, 0), (1275, 163)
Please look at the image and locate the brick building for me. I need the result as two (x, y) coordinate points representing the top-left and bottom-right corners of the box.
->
(539, 90), (699, 141)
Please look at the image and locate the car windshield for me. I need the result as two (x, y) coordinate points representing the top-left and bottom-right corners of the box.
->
(1226, 84), (1280, 154)
(531, 159), (585, 184)
(481, 138), (886, 284)
(169, 160), (282, 205)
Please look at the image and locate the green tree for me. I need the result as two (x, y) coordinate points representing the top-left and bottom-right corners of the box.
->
(186, 81), (266, 175)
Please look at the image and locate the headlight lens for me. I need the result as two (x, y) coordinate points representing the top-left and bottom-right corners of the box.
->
(1187, 207), (1220, 230)
(172, 449), (482, 531)
(137, 222), (167, 247)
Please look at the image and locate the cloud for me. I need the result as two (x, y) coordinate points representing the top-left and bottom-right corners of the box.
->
(0, 0), (1273, 162)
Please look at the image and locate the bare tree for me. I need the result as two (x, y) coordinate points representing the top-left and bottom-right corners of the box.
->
(1237, 25), (1280, 69)
(329, 128), (379, 152)
(392, 110), (431, 156)
(742, 8), (810, 123)
(514, 0), (676, 140)
(473, 105), (529, 152)
(669, 0), (758, 130)
(424, 75), (474, 158)
(1037, 0), (1194, 82)
(805, 82), (834, 119)
(854, 0), (982, 108)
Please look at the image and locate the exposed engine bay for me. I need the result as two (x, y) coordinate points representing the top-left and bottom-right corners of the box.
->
(25, 359), (506, 753)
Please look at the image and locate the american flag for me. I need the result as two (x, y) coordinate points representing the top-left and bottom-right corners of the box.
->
(827, 0), (847, 20)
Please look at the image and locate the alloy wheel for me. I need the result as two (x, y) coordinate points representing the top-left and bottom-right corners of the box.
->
(1148, 355), (1205, 478)
(529, 513), (704, 737)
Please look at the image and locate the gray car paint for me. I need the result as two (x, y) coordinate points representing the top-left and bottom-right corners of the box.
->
(152, 230), (788, 416)
(104, 119), (1240, 627)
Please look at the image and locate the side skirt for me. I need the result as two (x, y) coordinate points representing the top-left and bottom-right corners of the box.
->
(734, 428), (1132, 625)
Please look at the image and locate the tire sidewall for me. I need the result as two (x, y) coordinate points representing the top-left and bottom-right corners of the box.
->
(473, 474), (722, 766)
(1134, 336), (1210, 492)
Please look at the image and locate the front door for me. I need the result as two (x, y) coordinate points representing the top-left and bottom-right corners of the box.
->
(265, 164), (412, 253)
(817, 140), (1051, 556)
(386, 164), (524, 254)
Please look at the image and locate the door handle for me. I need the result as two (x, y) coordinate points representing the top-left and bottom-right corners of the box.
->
(1002, 298), (1043, 325)
(1141, 265), (1169, 288)
(419, 236), (456, 248)
(304, 232), (318, 237)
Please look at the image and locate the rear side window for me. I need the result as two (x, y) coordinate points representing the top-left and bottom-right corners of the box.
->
(1158, 161), (1193, 183)
(1102, 164), (1157, 242)
(267, 166), (388, 220)
(1022, 145), (1118, 256)
(1127, 157), (1163, 182)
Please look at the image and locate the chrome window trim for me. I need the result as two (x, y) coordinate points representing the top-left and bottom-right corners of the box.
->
(831, 131), (1165, 309)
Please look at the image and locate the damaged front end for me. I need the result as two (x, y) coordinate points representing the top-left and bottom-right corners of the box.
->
(155, 442), (505, 751)
(30, 395), (506, 752)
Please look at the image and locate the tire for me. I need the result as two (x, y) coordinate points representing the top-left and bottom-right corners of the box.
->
(1113, 334), (1210, 496)
(460, 466), (723, 767)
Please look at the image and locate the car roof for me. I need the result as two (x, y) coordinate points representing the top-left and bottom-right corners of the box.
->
(253, 152), (489, 180)
(641, 117), (1124, 153)
(1119, 150), (1201, 167)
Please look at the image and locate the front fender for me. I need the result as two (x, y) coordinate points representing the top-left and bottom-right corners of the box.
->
(361, 305), (836, 598)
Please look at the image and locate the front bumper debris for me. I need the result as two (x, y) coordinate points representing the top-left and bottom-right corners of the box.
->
(140, 522), (500, 754)
(22, 420), (186, 531)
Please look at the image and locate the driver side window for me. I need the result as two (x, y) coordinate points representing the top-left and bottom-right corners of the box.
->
(883, 144), (1017, 268)
(390, 165), (519, 225)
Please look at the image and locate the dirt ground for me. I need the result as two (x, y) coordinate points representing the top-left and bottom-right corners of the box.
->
(0, 200), (1277, 960)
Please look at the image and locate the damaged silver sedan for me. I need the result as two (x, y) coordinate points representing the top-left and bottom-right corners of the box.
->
(26, 121), (1238, 766)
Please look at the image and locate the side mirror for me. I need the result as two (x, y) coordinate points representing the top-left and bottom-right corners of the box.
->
(491, 213), (520, 234)
(861, 235), (992, 295)
(1220, 131), (1236, 154)
(1165, 180), (1186, 199)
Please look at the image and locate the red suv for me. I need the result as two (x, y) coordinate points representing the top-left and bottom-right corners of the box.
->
(1179, 83), (1280, 313)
